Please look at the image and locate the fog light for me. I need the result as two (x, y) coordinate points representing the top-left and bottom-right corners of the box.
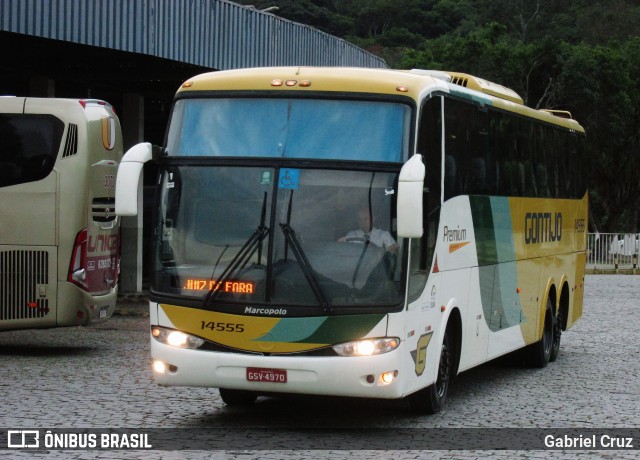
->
(153, 360), (167, 374)
(380, 370), (398, 384)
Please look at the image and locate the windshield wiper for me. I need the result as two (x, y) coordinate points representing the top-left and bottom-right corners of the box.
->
(279, 223), (333, 313)
(203, 192), (269, 307)
(202, 225), (269, 307)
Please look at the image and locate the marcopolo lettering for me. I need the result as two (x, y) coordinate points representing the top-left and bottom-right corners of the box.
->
(525, 212), (562, 244)
(244, 306), (288, 316)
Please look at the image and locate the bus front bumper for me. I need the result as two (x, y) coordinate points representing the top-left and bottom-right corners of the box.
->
(150, 339), (407, 400)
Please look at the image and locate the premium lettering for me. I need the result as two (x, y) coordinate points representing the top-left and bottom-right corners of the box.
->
(443, 226), (467, 242)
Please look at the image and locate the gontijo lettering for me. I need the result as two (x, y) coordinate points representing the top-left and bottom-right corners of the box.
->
(524, 212), (562, 244)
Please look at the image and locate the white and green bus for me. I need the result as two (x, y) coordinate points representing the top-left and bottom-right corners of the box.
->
(0, 97), (122, 331)
(116, 68), (587, 413)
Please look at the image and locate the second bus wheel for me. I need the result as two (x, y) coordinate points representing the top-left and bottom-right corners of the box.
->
(219, 388), (258, 406)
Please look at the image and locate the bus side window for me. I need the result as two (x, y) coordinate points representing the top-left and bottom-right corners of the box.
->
(0, 114), (62, 187)
(445, 155), (457, 197)
(468, 157), (487, 193)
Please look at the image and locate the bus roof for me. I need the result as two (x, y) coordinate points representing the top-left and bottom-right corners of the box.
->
(177, 67), (585, 133)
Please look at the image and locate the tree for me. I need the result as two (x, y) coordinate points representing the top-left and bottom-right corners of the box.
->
(231, 0), (640, 230)
(556, 41), (640, 231)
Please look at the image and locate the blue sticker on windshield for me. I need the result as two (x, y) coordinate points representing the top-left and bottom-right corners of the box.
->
(278, 169), (299, 189)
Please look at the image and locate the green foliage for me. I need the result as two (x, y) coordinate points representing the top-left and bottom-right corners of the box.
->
(557, 39), (640, 231)
(232, 0), (640, 231)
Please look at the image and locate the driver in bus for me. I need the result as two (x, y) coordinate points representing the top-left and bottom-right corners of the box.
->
(338, 208), (398, 253)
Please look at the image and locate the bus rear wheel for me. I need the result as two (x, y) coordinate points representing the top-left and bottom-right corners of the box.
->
(219, 388), (258, 406)
(408, 330), (451, 414)
(550, 307), (562, 362)
(528, 298), (553, 368)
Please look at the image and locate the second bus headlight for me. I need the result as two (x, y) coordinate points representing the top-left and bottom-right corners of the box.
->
(332, 337), (400, 357)
(152, 326), (205, 349)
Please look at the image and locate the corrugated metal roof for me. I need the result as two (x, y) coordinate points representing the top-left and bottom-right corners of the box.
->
(0, 0), (387, 69)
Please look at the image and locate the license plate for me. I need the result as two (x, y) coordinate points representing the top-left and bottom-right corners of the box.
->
(99, 306), (108, 318)
(246, 367), (287, 383)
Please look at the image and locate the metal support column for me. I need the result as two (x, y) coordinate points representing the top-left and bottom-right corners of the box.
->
(119, 93), (145, 294)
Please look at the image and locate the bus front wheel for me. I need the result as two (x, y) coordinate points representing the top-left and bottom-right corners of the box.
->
(408, 330), (451, 414)
(219, 388), (258, 406)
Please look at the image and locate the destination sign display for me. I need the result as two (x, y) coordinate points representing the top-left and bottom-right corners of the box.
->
(183, 279), (255, 294)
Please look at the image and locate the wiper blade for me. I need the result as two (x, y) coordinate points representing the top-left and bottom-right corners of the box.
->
(203, 225), (269, 307)
(204, 191), (269, 307)
(279, 223), (333, 313)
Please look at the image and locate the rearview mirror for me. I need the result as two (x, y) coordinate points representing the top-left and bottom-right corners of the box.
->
(397, 154), (425, 238)
(115, 142), (152, 216)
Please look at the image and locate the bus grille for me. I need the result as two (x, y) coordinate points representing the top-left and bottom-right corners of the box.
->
(0, 250), (49, 320)
(92, 197), (117, 223)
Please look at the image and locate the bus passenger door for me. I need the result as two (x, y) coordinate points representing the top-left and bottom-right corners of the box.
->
(459, 266), (490, 370)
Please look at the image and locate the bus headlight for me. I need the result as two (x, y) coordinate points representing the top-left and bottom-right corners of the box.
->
(152, 326), (205, 349)
(332, 337), (400, 357)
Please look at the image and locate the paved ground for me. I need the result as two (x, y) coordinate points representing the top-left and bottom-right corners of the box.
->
(0, 275), (638, 459)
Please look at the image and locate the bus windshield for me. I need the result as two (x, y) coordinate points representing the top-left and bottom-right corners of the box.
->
(166, 98), (410, 162)
(154, 166), (404, 311)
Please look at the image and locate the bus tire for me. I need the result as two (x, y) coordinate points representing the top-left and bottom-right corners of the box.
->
(219, 388), (258, 406)
(528, 298), (553, 368)
(550, 307), (562, 362)
(408, 330), (451, 414)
